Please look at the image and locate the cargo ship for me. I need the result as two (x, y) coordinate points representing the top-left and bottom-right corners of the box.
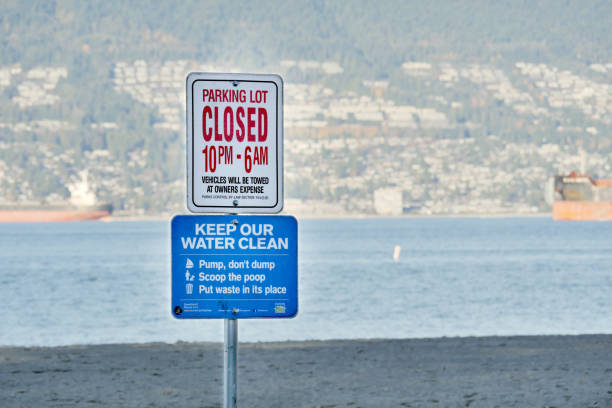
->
(0, 171), (112, 222)
(551, 172), (612, 221)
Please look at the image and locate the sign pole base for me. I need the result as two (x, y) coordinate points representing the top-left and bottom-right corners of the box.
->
(224, 318), (238, 408)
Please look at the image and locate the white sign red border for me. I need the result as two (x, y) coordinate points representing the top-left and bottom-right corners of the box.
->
(186, 72), (284, 213)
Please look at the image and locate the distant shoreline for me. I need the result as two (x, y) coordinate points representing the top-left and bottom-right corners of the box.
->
(106, 212), (552, 221)
(2, 334), (610, 407)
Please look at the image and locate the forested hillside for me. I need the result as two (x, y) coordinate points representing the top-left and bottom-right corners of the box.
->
(0, 1), (610, 214)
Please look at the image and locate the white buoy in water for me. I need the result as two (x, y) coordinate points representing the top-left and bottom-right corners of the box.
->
(393, 245), (401, 262)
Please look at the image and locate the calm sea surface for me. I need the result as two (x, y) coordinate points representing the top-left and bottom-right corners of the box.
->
(1, 217), (611, 346)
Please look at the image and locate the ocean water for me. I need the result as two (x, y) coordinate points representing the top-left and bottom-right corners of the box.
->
(1, 217), (611, 347)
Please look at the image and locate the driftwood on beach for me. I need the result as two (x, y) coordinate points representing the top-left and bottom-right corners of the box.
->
(1, 335), (612, 407)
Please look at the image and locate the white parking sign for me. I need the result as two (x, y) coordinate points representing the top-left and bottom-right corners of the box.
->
(186, 73), (283, 213)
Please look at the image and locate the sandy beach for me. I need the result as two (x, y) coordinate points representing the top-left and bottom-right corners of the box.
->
(1, 334), (611, 407)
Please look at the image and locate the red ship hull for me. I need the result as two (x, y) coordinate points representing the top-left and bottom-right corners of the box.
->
(553, 201), (612, 221)
(0, 208), (111, 223)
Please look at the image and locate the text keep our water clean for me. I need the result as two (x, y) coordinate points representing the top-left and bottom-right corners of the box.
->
(180, 223), (288, 250)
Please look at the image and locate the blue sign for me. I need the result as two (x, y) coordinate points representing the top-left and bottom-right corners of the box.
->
(171, 215), (298, 319)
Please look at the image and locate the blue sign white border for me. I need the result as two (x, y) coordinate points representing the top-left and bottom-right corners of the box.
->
(170, 214), (298, 319)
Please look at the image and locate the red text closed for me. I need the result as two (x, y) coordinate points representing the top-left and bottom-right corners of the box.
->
(202, 106), (268, 143)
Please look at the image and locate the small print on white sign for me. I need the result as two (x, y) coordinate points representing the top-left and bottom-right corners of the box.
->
(186, 73), (283, 213)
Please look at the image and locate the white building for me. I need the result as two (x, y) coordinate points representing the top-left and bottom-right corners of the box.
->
(374, 188), (403, 216)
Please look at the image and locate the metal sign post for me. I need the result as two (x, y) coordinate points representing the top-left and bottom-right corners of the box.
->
(178, 72), (290, 408)
(224, 319), (238, 408)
